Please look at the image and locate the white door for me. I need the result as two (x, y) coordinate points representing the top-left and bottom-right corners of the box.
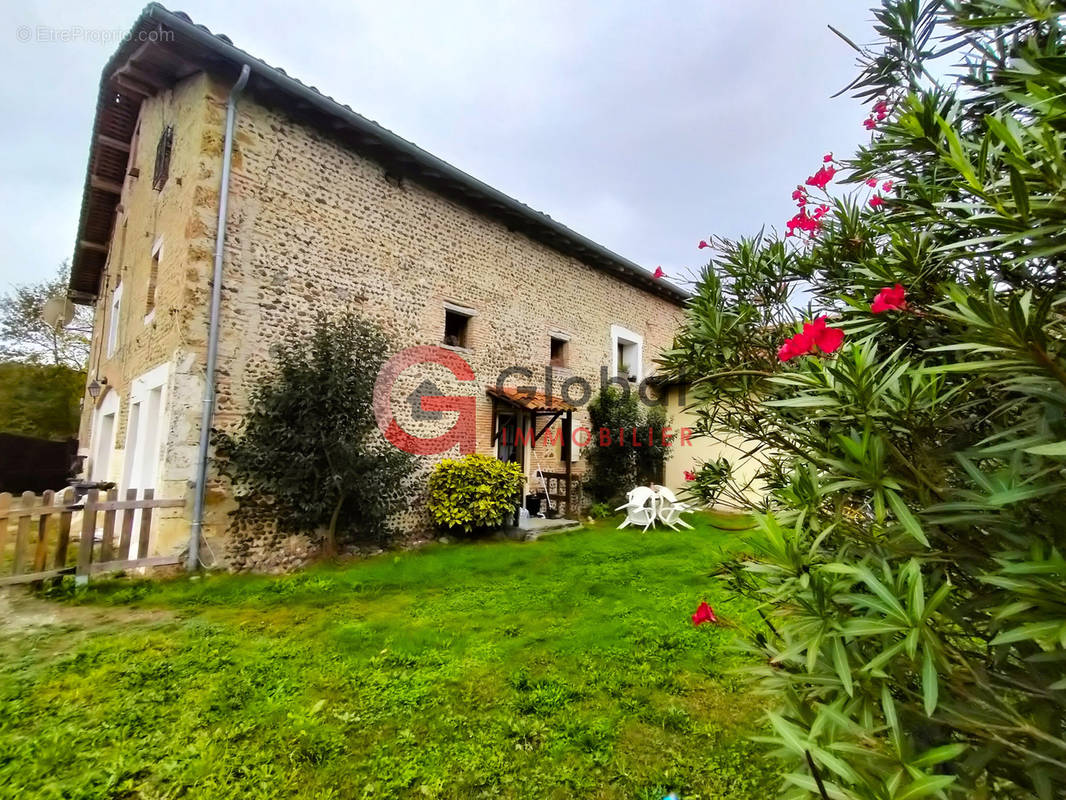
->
(121, 364), (170, 558)
(91, 389), (119, 483)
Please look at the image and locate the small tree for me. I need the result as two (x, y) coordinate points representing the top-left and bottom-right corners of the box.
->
(214, 313), (414, 555)
(584, 387), (671, 502)
(0, 262), (91, 369)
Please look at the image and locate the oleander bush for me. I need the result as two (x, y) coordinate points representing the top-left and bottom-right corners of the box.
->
(662, 1), (1066, 797)
(427, 453), (524, 534)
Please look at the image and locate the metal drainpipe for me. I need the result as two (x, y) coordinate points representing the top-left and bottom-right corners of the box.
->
(188, 64), (251, 572)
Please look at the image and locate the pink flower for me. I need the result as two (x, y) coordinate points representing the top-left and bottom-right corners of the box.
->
(698, 240), (709, 250)
(869, 195), (884, 208)
(882, 180), (893, 192)
(779, 316), (845, 361)
(866, 178), (878, 188)
(805, 165), (836, 191)
(653, 266), (665, 279)
(684, 470), (696, 481)
(864, 117), (877, 130)
(823, 153), (833, 163)
(792, 187), (808, 204)
(812, 204), (829, 220)
(871, 283), (907, 314)
(874, 99), (889, 115)
(692, 601), (720, 626)
(787, 207), (821, 235)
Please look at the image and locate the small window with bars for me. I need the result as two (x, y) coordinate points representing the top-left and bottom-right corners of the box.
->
(152, 125), (173, 190)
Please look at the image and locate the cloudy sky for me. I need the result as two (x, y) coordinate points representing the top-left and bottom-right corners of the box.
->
(1, 1), (877, 295)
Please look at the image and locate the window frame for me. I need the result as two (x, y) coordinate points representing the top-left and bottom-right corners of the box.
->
(107, 282), (123, 358)
(610, 324), (643, 382)
(549, 332), (570, 368)
(145, 236), (162, 322)
(152, 124), (173, 191)
(442, 302), (476, 350)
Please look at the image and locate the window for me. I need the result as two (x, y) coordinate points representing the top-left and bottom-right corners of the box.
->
(610, 324), (643, 382)
(443, 304), (473, 348)
(146, 238), (161, 318)
(107, 283), (123, 358)
(549, 335), (569, 367)
(152, 125), (173, 190)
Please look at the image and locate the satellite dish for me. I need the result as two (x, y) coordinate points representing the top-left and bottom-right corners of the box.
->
(42, 295), (75, 331)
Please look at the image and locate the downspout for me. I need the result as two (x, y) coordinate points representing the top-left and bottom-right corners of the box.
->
(188, 64), (251, 572)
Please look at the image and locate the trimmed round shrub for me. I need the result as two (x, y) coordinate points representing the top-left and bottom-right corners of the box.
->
(426, 454), (524, 534)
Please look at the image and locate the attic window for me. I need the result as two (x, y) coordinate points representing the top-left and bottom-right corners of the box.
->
(152, 125), (173, 190)
(443, 306), (472, 348)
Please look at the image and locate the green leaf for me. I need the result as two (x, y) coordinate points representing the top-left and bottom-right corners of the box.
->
(832, 638), (854, 696)
(922, 648), (939, 716)
(886, 490), (929, 546)
(1025, 441), (1066, 456)
(1009, 166), (1030, 219)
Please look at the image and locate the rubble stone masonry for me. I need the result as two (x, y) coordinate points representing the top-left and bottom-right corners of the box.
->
(80, 71), (683, 571)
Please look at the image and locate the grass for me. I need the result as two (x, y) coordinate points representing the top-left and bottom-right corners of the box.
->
(0, 513), (772, 800)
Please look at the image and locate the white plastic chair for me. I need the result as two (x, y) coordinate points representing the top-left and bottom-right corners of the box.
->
(654, 486), (694, 530)
(616, 486), (658, 532)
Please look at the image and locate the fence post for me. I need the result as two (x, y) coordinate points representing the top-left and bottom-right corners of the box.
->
(13, 491), (34, 576)
(76, 488), (99, 586)
(99, 488), (118, 563)
(31, 489), (55, 582)
(137, 488), (155, 559)
(0, 493), (10, 578)
(53, 488), (73, 583)
(118, 488), (137, 559)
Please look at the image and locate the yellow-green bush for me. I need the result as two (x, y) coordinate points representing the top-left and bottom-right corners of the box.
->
(426, 454), (524, 533)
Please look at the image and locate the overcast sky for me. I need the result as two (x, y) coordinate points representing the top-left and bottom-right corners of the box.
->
(0, 1), (877, 295)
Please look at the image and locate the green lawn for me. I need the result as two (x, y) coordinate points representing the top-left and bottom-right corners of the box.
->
(0, 514), (772, 800)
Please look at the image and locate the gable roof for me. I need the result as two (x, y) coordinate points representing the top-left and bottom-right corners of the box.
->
(69, 4), (690, 307)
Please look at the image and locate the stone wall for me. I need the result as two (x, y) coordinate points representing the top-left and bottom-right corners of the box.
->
(79, 72), (223, 558)
(80, 70), (685, 570)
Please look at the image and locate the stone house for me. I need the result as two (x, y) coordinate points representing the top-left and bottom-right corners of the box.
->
(69, 5), (689, 569)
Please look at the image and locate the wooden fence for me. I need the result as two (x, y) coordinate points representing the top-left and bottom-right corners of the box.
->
(0, 488), (185, 586)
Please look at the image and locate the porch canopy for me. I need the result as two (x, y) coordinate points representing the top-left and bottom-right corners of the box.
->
(486, 386), (576, 515)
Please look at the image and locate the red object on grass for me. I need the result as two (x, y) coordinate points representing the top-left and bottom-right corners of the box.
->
(692, 601), (720, 626)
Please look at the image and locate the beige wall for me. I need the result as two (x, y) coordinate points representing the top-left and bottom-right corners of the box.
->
(80, 70), (685, 563)
(661, 384), (766, 508)
(79, 72), (222, 556)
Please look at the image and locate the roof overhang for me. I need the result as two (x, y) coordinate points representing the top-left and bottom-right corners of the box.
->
(69, 4), (691, 307)
(487, 385), (575, 414)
